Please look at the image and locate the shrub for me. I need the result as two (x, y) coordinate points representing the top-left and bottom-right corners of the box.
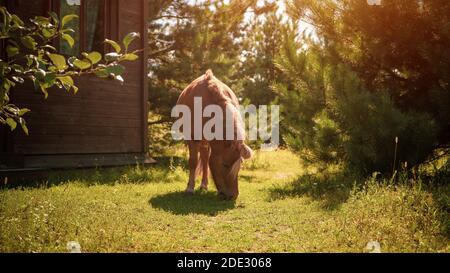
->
(338, 91), (438, 175)
(275, 35), (439, 175)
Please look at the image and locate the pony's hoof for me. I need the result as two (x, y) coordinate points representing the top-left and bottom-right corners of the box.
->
(185, 188), (194, 195)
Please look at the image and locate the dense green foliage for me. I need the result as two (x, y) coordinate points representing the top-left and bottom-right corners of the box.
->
(275, 27), (439, 174)
(274, 0), (449, 174)
(287, 0), (450, 143)
(0, 7), (140, 134)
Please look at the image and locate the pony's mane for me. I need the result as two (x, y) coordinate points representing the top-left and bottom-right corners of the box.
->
(203, 69), (248, 182)
(204, 69), (245, 141)
(227, 157), (243, 183)
(204, 69), (232, 105)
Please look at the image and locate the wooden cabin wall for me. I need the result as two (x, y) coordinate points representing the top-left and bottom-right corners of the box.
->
(4, 0), (148, 157)
(0, 0), (5, 155)
(118, 0), (149, 155)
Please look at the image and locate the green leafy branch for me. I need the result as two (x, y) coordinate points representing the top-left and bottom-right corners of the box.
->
(0, 7), (141, 134)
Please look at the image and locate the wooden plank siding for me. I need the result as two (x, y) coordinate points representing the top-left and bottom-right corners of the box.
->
(0, 0), (7, 155)
(1, 0), (150, 168)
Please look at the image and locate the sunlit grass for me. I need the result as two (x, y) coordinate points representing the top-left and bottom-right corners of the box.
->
(0, 149), (448, 252)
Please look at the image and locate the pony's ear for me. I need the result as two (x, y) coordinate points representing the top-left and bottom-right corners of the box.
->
(205, 69), (214, 80)
(240, 144), (253, 159)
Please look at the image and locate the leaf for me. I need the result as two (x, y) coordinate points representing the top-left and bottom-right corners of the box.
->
(26, 55), (36, 67)
(114, 75), (124, 84)
(105, 64), (125, 76)
(11, 64), (24, 73)
(48, 11), (59, 25)
(41, 45), (57, 51)
(61, 14), (78, 28)
(6, 45), (19, 58)
(20, 36), (37, 50)
(38, 59), (49, 70)
(48, 53), (68, 71)
(122, 32), (140, 51)
(104, 39), (121, 53)
(39, 83), (49, 99)
(19, 108), (31, 116)
(104, 52), (120, 62)
(57, 76), (74, 91)
(61, 33), (75, 48)
(85, 51), (102, 64)
(42, 28), (56, 39)
(67, 56), (77, 65)
(4, 105), (18, 115)
(57, 76), (78, 94)
(121, 53), (139, 61)
(12, 76), (24, 84)
(6, 118), (17, 131)
(61, 28), (75, 34)
(73, 59), (91, 70)
(94, 69), (109, 78)
(33, 16), (51, 26)
(5, 79), (14, 89)
(57, 75), (74, 86)
(0, 7), (10, 33)
(19, 119), (29, 135)
(35, 69), (46, 80)
(11, 14), (24, 27)
(43, 73), (56, 86)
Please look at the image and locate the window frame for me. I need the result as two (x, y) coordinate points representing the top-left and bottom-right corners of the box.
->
(51, 0), (119, 55)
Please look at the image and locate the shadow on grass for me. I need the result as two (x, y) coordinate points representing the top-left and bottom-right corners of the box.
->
(422, 161), (450, 238)
(429, 185), (450, 239)
(1, 156), (188, 189)
(149, 190), (235, 216)
(239, 174), (258, 182)
(267, 173), (354, 211)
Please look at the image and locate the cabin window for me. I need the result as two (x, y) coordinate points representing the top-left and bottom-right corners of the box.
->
(56, 0), (115, 55)
(85, 0), (105, 52)
(59, 0), (81, 55)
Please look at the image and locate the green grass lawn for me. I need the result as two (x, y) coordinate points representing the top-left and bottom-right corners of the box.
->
(0, 150), (449, 253)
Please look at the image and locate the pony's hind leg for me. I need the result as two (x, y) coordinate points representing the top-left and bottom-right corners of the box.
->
(185, 141), (200, 194)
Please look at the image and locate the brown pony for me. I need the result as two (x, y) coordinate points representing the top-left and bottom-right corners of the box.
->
(176, 69), (252, 200)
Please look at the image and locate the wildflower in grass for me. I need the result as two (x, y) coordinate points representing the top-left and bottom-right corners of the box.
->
(67, 241), (81, 253)
(365, 241), (381, 253)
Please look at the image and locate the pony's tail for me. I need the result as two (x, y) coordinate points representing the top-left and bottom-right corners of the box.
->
(195, 144), (210, 178)
(195, 155), (203, 178)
